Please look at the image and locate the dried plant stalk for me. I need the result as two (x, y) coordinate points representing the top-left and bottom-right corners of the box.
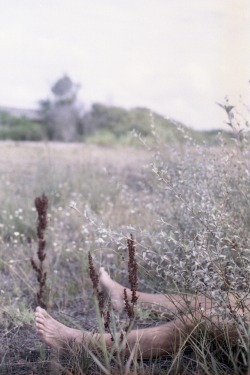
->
(124, 234), (138, 331)
(127, 234), (138, 305)
(88, 251), (104, 315)
(31, 193), (48, 308)
(88, 252), (114, 341)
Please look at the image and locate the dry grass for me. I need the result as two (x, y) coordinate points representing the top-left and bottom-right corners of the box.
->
(0, 138), (249, 374)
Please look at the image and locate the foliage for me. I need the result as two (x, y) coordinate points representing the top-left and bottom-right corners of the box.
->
(83, 103), (190, 143)
(0, 111), (45, 141)
(31, 194), (49, 308)
(0, 90), (233, 143)
(82, 103), (233, 146)
(39, 74), (83, 141)
(0, 96), (249, 373)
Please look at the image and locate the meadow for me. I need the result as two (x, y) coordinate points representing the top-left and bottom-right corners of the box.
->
(0, 135), (249, 374)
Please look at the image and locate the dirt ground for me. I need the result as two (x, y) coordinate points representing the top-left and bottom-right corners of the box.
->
(0, 298), (94, 374)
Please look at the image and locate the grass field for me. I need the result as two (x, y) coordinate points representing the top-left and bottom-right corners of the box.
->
(0, 138), (249, 374)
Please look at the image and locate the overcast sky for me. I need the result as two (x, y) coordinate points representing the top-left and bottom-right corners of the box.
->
(0, 0), (249, 130)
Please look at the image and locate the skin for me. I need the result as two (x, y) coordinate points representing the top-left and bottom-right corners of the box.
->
(35, 267), (248, 359)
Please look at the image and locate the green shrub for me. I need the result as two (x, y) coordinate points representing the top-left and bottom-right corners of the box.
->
(83, 103), (190, 142)
(0, 122), (46, 141)
(0, 111), (46, 141)
(84, 129), (118, 145)
(82, 103), (226, 145)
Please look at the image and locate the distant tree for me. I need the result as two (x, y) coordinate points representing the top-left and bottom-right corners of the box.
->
(40, 75), (84, 141)
(51, 75), (80, 103)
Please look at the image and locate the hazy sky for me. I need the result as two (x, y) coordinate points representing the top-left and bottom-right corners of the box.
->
(0, 0), (249, 130)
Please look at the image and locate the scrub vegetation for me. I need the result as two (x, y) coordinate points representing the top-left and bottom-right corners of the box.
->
(0, 103), (249, 374)
(0, 75), (231, 144)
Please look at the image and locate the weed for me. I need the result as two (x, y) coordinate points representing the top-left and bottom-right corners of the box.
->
(0, 103), (249, 374)
(31, 193), (49, 308)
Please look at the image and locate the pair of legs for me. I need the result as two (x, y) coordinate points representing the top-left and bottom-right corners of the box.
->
(35, 268), (246, 359)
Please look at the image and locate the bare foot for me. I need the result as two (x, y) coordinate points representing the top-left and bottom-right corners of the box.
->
(35, 307), (86, 350)
(99, 267), (129, 312)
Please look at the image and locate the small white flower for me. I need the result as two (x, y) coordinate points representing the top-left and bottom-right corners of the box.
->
(69, 201), (77, 209)
(106, 253), (114, 259)
(95, 238), (105, 244)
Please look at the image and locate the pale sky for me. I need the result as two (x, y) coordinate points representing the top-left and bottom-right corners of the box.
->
(0, 0), (249, 130)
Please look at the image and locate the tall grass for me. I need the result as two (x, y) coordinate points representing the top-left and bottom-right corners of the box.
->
(0, 104), (249, 374)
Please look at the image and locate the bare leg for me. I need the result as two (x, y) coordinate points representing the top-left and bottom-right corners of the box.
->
(34, 306), (195, 357)
(35, 268), (246, 359)
(35, 306), (241, 359)
(99, 267), (216, 316)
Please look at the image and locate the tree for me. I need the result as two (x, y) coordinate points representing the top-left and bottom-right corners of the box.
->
(40, 75), (84, 141)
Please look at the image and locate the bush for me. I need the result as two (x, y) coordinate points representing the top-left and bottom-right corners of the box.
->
(0, 112), (46, 141)
(84, 129), (118, 146)
(82, 103), (190, 142)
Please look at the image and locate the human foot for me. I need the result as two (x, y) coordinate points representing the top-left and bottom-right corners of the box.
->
(99, 267), (128, 312)
(35, 307), (86, 350)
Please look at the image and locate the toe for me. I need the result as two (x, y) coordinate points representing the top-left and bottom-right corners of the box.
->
(35, 307), (50, 320)
(35, 316), (45, 325)
(36, 322), (44, 331)
(36, 306), (44, 313)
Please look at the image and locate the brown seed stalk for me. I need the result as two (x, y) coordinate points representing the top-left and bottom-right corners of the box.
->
(31, 193), (49, 308)
(127, 234), (138, 304)
(123, 234), (138, 332)
(88, 252), (114, 340)
(88, 251), (104, 315)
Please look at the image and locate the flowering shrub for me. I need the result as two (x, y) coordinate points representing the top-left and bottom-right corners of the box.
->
(142, 141), (250, 298)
